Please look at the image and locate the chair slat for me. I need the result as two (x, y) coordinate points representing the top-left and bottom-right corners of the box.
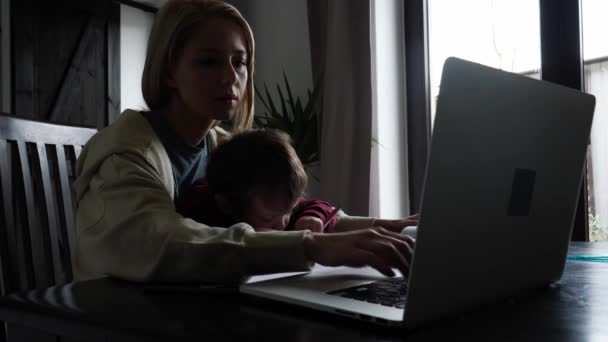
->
(0, 140), (15, 294)
(0, 113), (96, 145)
(0, 141), (30, 292)
(0, 113), (96, 295)
(73, 145), (82, 159)
(17, 140), (51, 288)
(36, 143), (65, 285)
(56, 145), (76, 256)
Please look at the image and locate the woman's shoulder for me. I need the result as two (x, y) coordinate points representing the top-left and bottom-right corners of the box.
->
(78, 109), (170, 175)
(90, 109), (162, 152)
(75, 109), (174, 199)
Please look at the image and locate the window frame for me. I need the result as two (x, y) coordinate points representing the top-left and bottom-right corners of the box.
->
(405, 0), (589, 241)
(404, 0), (431, 213)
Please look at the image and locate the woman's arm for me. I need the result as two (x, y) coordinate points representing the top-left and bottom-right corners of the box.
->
(75, 153), (312, 284)
(76, 153), (417, 283)
(373, 215), (419, 233)
(332, 212), (419, 233)
(331, 211), (377, 232)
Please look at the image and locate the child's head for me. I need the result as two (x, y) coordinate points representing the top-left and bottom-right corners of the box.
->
(206, 129), (308, 229)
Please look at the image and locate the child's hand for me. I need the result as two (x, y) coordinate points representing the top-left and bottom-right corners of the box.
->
(293, 216), (325, 232)
(373, 214), (419, 233)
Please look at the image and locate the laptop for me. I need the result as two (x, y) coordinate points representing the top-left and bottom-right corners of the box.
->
(240, 57), (596, 328)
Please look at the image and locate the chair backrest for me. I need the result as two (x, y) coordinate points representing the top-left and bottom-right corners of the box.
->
(0, 113), (97, 294)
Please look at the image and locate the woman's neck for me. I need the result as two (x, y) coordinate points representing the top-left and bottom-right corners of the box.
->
(158, 103), (214, 147)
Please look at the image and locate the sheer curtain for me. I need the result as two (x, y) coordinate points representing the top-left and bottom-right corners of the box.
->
(308, 0), (410, 218)
(585, 61), (608, 240)
(369, 0), (410, 218)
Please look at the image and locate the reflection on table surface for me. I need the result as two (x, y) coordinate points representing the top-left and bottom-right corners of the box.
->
(0, 242), (607, 341)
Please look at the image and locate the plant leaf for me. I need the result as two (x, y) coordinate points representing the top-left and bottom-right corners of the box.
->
(253, 72), (323, 169)
(255, 84), (271, 113)
(264, 83), (280, 117)
(304, 85), (320, 117)
(276, 84), (291, 124)
(283, 71), (297, 115)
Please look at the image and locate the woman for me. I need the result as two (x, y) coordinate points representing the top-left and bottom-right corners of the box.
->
(73, 0), (416, 283)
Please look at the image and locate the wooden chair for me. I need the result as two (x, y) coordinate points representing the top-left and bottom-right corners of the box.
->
(0, 113), (97, 295)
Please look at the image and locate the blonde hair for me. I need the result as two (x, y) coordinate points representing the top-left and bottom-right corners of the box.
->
(142, 0), (255, 130)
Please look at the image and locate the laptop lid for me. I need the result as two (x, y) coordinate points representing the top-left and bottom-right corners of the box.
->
(404, 57), (596, 327)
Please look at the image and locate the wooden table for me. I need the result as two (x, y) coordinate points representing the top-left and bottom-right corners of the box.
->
(0, 242), (607, 341)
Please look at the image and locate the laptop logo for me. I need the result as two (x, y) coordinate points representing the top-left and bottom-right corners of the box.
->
(508, 168), (536, 216)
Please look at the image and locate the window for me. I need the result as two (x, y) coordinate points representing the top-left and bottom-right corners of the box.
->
(582, 0), (608, 241)
(370, 0), (409, 218)
(428, 0), (540, 124)
(408, 0), (592, 240)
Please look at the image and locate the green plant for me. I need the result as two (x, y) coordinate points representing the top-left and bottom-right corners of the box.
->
(254, 72), (322, 169)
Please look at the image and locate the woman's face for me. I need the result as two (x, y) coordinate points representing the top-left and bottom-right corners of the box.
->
(167, 17), (248, 122)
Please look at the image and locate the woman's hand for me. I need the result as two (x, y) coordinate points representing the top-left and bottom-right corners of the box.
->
(373, 214), (419, 233)
(302, 227), (415, 277)
(293, 216), (325, 232)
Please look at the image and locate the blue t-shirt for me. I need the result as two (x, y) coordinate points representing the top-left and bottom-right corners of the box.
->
(142, 112), (208, 202)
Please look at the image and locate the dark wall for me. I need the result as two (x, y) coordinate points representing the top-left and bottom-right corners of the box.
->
(11, 0), (120, 128)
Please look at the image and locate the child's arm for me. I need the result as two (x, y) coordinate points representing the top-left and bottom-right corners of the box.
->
(290, 199), (339, 232)
(372, 214), (419, 233)
(332, 213), (419, 233)
(290, 198), (419, 234)
(293, 216), (324, 232)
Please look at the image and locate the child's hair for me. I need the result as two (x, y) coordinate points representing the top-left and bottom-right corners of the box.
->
(206, 129), (308, 217)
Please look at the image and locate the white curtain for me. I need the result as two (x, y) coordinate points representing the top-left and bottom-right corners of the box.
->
(316, 0), (410, 218)
(369, 0), (410, 218)
(318, 0), (374, 216)
(585, 61), (608, 239)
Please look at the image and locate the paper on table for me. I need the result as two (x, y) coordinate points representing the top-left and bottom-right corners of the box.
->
(245, 264), (398, 285)
(401, 225), (417, 239)
(246, 271), (310, 284)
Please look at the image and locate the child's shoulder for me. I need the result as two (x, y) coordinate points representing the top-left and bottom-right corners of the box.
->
(191, 177), (209, 190)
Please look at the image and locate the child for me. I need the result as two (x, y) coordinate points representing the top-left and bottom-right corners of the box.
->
(178, 129), (340, 232)
(178, 128), (418, 234)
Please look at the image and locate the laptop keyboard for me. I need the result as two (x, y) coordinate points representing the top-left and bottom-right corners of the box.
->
(326, 277), (408, 308)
